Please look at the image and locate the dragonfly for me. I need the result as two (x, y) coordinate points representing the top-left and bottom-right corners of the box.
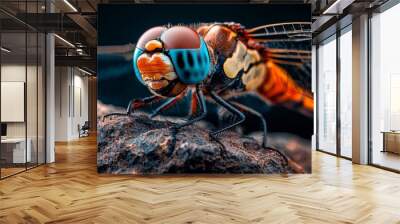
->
(103, 21), (313, 150)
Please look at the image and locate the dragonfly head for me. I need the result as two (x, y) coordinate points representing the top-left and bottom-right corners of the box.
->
(133, 26), (211, 97)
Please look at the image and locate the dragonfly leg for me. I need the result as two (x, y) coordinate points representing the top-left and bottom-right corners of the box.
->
(128, 95), (162, 115)
(165, 87), (207, 156)
(174, 87), (207, 129)
(150, 93), (186, 118)
(102, 112), (128, 121)
(226, 101), (288, 165)
(102, 95), (161, 121)
(187, 88), (199, 119)
(229, 101), (268, 148)
(209, 91), (245, 137)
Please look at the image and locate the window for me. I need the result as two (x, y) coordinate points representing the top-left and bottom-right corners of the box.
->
(0, 1), (47, 179)
(339, 28), (352, 158)
(317, 36), (337, 154)
(370, 3), (400, 171)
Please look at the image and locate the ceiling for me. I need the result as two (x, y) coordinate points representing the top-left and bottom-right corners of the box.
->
(0, 0), (390, 73)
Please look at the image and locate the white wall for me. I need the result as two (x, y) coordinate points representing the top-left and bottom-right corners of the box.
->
(1, 65), (40, 138)
(55, 67), (89, 141)
(71, 73), (89, 138)
(1, 63), (46, 163)
(1, 65), (26, 139)
(55, 67), (69, 141)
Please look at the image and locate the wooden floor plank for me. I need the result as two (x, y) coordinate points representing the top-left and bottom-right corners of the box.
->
(0, 135), (400, 223)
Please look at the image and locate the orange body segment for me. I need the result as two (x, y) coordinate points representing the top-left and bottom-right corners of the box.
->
(259, 61), (314, 113)
(190, 90), (199, 116)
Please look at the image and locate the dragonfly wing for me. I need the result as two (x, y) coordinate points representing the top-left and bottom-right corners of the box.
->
(246, 22), (312, 91)
(246, 22), (312, 41)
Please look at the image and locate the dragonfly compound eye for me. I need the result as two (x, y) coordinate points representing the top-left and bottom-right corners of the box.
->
(161, 26), (211, 84)
(133, 25), (212, 97)
(136, 26), (166, 50)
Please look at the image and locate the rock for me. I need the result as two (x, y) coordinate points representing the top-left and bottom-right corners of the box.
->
(251, 132), (311, 173)
(97, 101), (125, 118)
(97, 113), (290, 174)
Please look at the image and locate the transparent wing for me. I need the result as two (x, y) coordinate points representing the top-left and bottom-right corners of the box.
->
(246, 22), (312, 42)
(246, 22), (312, 90)
(266, 46), (312, 91)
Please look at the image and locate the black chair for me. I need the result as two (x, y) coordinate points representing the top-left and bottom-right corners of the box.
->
(79, 121), (90, 138)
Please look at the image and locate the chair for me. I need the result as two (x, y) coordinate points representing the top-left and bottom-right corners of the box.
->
(79, 121), (90, 138)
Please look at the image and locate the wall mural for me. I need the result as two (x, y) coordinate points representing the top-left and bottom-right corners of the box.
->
(97, 4), (313, 174)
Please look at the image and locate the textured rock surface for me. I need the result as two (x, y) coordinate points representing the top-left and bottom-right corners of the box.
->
(97, 114), (290, 174)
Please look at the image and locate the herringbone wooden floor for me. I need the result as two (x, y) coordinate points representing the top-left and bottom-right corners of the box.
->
(1, 135), (400, 224)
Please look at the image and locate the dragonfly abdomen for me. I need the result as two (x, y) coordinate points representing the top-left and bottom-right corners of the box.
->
(258, 61), (313, 116)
